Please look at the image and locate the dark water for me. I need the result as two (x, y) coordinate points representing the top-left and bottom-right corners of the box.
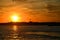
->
(0, 25), (60, 40)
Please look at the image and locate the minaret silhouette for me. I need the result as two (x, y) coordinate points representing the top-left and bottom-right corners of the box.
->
(29, 18), (32, 23)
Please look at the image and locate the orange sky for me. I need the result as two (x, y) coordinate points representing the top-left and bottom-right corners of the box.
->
(0, 0), (60, 23)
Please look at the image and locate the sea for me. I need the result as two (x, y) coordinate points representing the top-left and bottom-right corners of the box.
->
(0, 25), (60, 40)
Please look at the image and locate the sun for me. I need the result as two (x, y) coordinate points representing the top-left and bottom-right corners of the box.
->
(10, 14), (20, 22)
(12, 15), (19, 22)
(9, 12), (22, 22)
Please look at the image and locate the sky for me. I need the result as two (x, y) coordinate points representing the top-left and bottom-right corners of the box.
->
(0, 0), (60, 23)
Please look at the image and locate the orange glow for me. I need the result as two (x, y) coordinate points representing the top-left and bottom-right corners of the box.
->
(10, 12), (21, 22)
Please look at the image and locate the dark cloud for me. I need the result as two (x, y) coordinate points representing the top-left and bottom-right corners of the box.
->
(46, 4), (60, 11)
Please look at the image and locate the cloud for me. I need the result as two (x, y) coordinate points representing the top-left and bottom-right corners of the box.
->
(46, 0), (60, 17)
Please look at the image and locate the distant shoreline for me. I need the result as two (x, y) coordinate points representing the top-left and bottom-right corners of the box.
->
(0, 22), (60, 26)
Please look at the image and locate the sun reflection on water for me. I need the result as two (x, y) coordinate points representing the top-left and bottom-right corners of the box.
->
(13, 25), (17, 31)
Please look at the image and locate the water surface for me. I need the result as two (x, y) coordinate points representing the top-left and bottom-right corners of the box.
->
(0, 25), (60, 40)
